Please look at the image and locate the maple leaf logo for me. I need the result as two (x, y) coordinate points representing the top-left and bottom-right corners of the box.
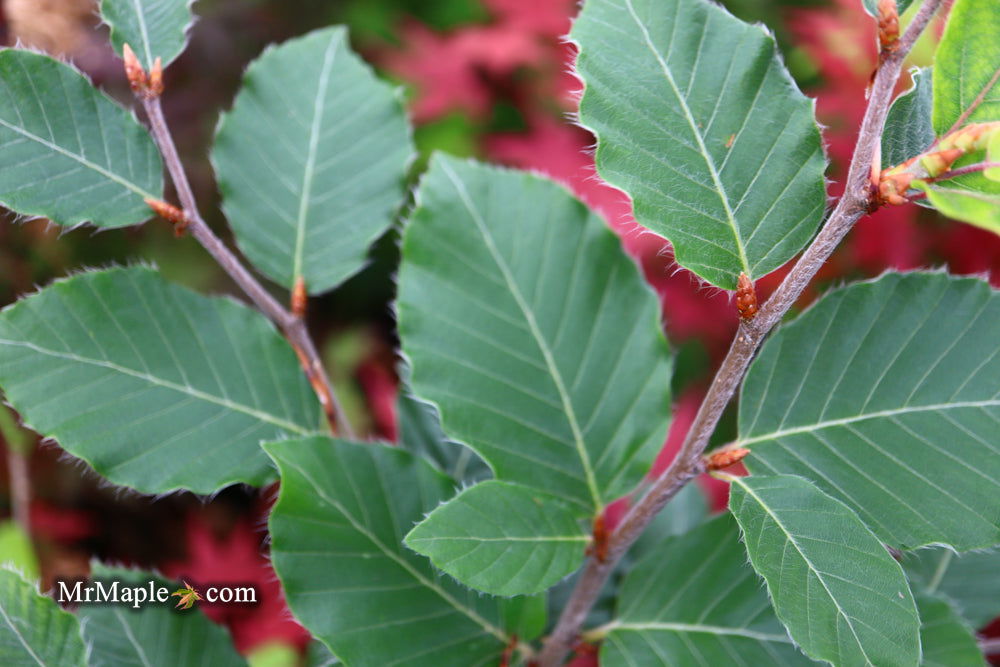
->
(171, 581), (202, 610)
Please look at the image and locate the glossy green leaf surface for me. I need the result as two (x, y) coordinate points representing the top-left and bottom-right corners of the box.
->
(398, 156), (671, 513)
(266, 437), (520, 667)
(0, 568), (86, 666)
(0, 267), (320, 495)
(80, 565), (246, 667)
(602, 515), (810, 666)
(405, 480), (587, 596)
(729, 474), (920, 667)
(0, 50), (161, 228)
(213, 26), (413, 295)
(742, 272), (1000, 550)
(933, 0), (1000, 134)
(884, 68), (934, 168)
(571, 0), (827, 289)
(100, 0), (194, 69)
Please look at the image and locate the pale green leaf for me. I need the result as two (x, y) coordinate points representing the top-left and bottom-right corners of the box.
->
(933, 0), (1000, 134)
(100, 0), (194, 69)
(397, 388), (490, 485)
(571, 0), (827, 289)
(0, 568), (86, 666)
(80, 565), (245, 667)
(405, 480), (588, 596)
(905, 548), (1000, 628)
(914, 592), (987, 667)
(0, 523), (37, 581)
(601, 515), (811, 666)
(884, 68), (934, 168)
(213, 26), (413, 295)
(729, 474), (921, 667)
(398, 156), (671, 513)
(0, 50), (161, 228)
(912, 180), (1000, 232)
(987, 131), (1000, 180)
(0, 267), (320, 495)
(741, 272), (1000, 550)
(266, 436), (524, 667)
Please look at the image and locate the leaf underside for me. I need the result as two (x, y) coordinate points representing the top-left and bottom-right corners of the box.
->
(213, 26), (413, 295)
(904, 547), (1000, 629)
(100, 0), (194, 69)
(0, 267), (320, 495)
(398, 156), (671, 514)
(602, 515), (811, 666)
(742, 272), (1000, 551)
(0, 49), (161, 228)
(0, 568), (86, 666)
(572, 0), (827, 289)
(883, 68), (934, 169)
(405, 480), (587, 596)
(932, 0), (1000, 134)
(729, 474), (920, 667)
(913, 592), (987, 667)
(266, 437), (517, 667)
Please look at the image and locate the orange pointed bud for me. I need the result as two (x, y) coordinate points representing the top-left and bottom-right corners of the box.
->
(735, 273), (757, 320)
(148, 57), (164, 97)
(877, 170), (914, 206)
(877, 0), (900, 53)
(706, 447), (751, 471)
(122, 43), (148, 96)
(145, 198), (189, 236)
(291, 276), (307, 318)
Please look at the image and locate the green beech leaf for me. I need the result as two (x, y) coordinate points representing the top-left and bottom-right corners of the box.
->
(0, 568), (86, 666)
(933, 0), (1000, 134)
(397, 389), (490, 485)
(571, 0), (827, 289)
(213, 26), (413, 295)
(0, 267), (320, 495)
(266, 436), (526, 667)
(0, 49), (161, 228)
(862, 0), (915, 16)
(601, 515), (810, 666)
(405, 480), (588, 596)
(741, 272), (1000, 551)
(728, 474), (920, 667)
(905, 548), (1000, 629)
(914, 592), (987, 667)
(80, 565), (246, 667)
(912, 180), (1000, 232)
(100, 0), (194, 69)
(884, 68), (934, 168)
(398, 156), (671, 513)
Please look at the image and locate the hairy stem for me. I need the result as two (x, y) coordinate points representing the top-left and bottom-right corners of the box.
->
(536, 1), (944, 663)
(142, 97), (356, 439)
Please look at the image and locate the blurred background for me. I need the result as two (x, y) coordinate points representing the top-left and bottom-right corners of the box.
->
(0, 0), (997, 664)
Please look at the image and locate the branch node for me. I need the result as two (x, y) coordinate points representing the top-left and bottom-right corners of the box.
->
(584, 513), (609, 563)
(877, 0), (900, 57)
(145, 198), (189, 236)
(705, 446), (751, 471)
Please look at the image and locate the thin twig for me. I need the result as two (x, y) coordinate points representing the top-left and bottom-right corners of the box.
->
(141, 96), (356, 439)
(6, 448), (30, 533)
(536, 1), (944, 663)
(929, 161), (1000, 181)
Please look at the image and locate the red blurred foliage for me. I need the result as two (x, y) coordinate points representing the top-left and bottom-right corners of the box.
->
(160, 503), (310, 655)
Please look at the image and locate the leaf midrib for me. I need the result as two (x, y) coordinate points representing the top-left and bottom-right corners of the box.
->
(732, 477), (874, 665)
(0, 116), (156, 200)
(739, 399), (1000, 446)
(291, 32), (340, 284)
(128, 0), (154, 66)
(0, 339), (312, 435)
(606, 621), (794, 644)
(622, 0), (751, 277)
(439, 160), (603, 512)
(279, 455), (509, 643)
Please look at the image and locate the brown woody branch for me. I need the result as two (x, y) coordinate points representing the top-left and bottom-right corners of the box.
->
(131, 66), (355, 439)
(536, 1), (944, 663)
